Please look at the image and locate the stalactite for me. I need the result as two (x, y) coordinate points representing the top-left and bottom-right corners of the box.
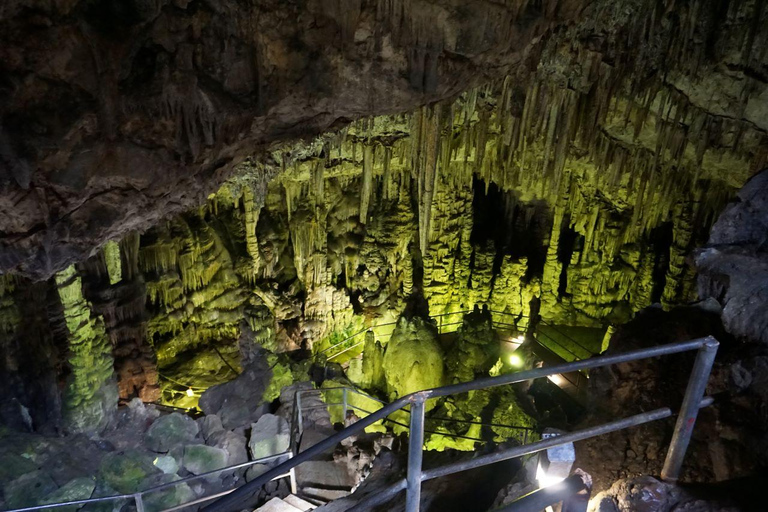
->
(103, 241), (122, 286)
(359, 143), (375, 223)
(242, 185), (261, 279)
(417, 104), (441, 257)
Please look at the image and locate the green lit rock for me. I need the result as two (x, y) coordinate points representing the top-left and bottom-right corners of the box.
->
(98, 451), (159, 494)
(382, 316), (444, 402)
(248, 414), (290, 460)
(54, 265), (117, 434)
(181, 445), (228, 475)
(321, 380), (388, 432)
(40, 477), (96, 511)
(446, 308), (500, 384)
(424, 423), (482, 452)
(139, 473), (195, 512)
(145, 413), (199, 453)
(491, 389), (537, 443)
(2, 470), (58, 509)
(361, 331), (386, 392)
(263, 354), (294, 403)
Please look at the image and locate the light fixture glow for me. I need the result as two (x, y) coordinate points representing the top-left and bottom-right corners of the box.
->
(186, 388), (195, 397)
(508, 354), (523, 367)
(547, 374), (566, 387)
(536, 459), (566, 488)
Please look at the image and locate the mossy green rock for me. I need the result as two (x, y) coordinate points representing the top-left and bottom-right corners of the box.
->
(446, 310), (500, 383)
(0, 452), (38, 482)
(382, 317), (444, 401)
(139, 473), (195, 512)
(98, 451), (159, 494)
(181, 445), (228, 475)
(2, 470), (58, 509)
(145, 413), (199, 453)
(40, 477), (96, 511)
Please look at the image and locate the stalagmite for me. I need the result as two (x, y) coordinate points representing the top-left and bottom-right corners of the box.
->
(54, 265), (116, 433)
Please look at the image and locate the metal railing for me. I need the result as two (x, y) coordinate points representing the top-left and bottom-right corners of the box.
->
(292, 386), (535, 447)
(201, 336), (719, 512)
(4, 452), (295, 512)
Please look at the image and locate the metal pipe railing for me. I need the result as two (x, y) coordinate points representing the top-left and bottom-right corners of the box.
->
(202, 336), (719, 512)
(348, 398), (714, 512)
(5, 451), (294, 512)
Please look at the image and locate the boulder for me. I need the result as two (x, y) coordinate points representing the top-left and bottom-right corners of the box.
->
(145, 413), (199, 453)
(197, 415), (225, 442)
(80, 482), (127, 512)
(245, 464), (269, 482)
(199, 353), (272, 430)
(139, 473), (196, 511)
(41, 477), (96, 511)
(182, 445), (229, 476)
(98, 451), (159, 494)
(2, 470), (58, 509)
(152, 455), (180, 475)
(249, 414), (291, 460)
(207, 430), (249, 466)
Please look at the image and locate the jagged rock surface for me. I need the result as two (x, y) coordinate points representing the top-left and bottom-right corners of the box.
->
(695, 170), (768, 345)
(0, 0), (582, 279)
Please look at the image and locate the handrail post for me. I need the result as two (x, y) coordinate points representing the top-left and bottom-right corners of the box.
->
(288, 450), (298, 495)
(661, 337), (719, 482)
(296, 391), (303, 436)
(406, 394), (427, 512)
(134, 493), (145, 512)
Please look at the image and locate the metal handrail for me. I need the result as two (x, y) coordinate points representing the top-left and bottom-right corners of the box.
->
(202, 336), (719, 512)
(293, 386), (534, 445)
(5, 451), (294, 512)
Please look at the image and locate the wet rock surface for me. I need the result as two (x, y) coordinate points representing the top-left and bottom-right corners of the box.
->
(587, 475), (755, 512)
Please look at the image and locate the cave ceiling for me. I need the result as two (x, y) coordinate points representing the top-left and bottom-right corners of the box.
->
(0, 0), (767, 281)
(0, 0), (584, 279)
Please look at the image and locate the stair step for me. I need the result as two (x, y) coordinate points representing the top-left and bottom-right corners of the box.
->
(254, 497), (303, 512)
(295, 461), (356, 489)
(284, 494), (317, 511)
(300, 487), (351, 502)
